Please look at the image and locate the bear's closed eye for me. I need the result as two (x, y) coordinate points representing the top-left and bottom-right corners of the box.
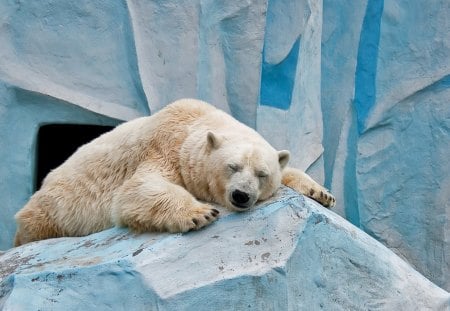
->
(256, 171), (269, 178)
(228, 164), (242, 172)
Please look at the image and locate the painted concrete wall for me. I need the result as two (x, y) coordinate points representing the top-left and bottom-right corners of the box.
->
(321, 0), (450, 291)
(0, 0), (448, 293)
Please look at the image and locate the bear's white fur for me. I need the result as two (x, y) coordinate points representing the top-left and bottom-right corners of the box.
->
(14, 99), (335, 246)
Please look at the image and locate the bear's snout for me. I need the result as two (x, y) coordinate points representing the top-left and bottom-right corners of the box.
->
(231, 189), (252, 209)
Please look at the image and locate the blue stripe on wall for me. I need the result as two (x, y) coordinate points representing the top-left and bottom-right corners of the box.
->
(344, 106), (360, 226)
(354, 0), (384, 133)
(260, 37), (300, 110)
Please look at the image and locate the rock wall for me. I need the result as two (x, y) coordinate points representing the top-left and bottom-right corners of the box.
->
(0, 0), (448, 292)
(321, 0), (450, 290)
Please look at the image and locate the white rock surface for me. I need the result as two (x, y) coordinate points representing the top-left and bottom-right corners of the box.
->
(1, 189), (449, 310)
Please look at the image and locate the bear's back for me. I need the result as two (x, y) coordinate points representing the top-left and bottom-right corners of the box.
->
(40, 99), (217, 190)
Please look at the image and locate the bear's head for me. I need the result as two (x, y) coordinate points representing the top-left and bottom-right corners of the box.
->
(204, 131), (290, 211)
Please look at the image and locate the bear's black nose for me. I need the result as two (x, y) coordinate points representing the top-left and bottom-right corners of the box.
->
(232, 190), (250, 207)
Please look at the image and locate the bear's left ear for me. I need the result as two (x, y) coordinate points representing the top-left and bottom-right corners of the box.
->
(278, 150), (290, 169)
(206, 131), (222, 151)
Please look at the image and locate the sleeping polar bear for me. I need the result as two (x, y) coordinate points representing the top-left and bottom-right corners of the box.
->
(14, 99), (335, 246)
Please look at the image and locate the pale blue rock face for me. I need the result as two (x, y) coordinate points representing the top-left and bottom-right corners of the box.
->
(0, 0), (449, 298)
(357, 0), (450, 291)
(257, 0), (325, 178)
(321, 0), (450, 291)
(1, 189), (449, 310)
(0, 86), (121, 250)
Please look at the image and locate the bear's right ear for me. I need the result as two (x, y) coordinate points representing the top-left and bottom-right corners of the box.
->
(278, 150), (290, 169)
(207, 131), (222, 151)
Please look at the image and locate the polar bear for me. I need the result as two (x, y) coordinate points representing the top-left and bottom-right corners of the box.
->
(14, 99), (335, 246)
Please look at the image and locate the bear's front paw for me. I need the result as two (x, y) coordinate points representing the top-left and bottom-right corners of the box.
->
(167, 204), (220, 233)
(308, 188), (336, 208)
(281, 168), (336, 208)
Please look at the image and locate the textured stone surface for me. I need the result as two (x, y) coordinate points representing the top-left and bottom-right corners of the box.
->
(321, 0), (450, 290)
(257, 0), (324, 177)
(357, 0), (450, 291)
(1, 188), (448, 310)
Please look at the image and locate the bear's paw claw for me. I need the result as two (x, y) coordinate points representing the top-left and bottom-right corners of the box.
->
(312, 190), (336, 208)
(177, 205), (220, 232)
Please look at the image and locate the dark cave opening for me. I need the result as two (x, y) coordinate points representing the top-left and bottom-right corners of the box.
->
(35, 124), (115, 190)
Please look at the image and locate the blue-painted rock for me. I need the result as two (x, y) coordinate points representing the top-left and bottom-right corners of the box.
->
(1, 188), (448, 310)
(321, 0), (450, 291)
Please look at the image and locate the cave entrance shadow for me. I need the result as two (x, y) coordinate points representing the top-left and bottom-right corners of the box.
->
(35, 124), (115, 191)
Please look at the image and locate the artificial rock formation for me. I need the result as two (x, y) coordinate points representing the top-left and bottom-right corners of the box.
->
(1, 189), (449, 310)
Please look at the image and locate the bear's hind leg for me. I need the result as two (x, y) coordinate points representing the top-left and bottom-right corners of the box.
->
(282, 167), (336, 208)
(111, 166), (220, 233)
(14, 195), (63, 246)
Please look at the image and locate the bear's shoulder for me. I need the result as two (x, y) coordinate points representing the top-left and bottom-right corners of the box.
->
(165, 99), (217, 117)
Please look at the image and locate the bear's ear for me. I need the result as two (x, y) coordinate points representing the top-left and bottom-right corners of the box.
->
(278, 150), (290, 169)
(207, 131), (222, 150)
